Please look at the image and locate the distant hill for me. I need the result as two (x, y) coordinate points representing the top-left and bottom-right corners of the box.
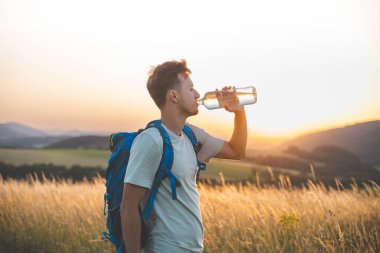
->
(284, 120), (380, 165)
(47, 136), (109, 150)
(0, 122), (47, 140)
(0, 122), (102, 148)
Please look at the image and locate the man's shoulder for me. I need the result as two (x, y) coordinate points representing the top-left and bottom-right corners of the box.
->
(134, 127), (163, 146)
(185, 122), (203, 133)
(184, 122), (206, 140)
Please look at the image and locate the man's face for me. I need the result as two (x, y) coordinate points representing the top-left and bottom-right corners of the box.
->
(176, 74), (200, 117)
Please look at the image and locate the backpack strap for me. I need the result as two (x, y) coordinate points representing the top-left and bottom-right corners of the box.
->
(182, 125), (207, 182)
(142, 120), (179, 220)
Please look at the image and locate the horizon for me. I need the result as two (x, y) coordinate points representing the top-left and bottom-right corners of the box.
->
(1, 0), (379, 140)
(1, 117), (379, 142)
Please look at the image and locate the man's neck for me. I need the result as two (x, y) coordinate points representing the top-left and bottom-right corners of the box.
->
(160, 111), (187, 136)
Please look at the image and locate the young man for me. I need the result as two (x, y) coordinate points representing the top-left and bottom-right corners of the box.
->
(121, 60), (247, 253)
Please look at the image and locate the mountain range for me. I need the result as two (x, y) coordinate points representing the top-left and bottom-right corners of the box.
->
(283, 120), (380, 165)
(0, 122), (107, 148)
(1, 120), (379, 165)
(0, 122), (47, 140)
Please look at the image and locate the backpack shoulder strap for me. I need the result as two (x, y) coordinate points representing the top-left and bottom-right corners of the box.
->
(182, 124), (198, 148)
(182, 124), (207, 181)
(146, 120), (174, 174)
(142, 120), (180, 220)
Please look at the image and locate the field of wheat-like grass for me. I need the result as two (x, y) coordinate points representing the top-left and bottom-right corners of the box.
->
(0, 176), (379, 253)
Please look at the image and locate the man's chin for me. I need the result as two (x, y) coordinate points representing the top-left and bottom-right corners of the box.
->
(188, 109), (199, 117)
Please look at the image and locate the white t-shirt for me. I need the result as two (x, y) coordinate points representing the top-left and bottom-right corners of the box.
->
(124, 122), (224, 253)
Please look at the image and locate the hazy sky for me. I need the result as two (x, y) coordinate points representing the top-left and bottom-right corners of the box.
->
(1, 0), (379, 139)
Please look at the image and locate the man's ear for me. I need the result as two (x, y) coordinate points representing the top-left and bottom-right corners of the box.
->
(168, 90), (179, 104)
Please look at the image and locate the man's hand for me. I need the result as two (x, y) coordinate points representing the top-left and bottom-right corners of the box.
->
(216, 86), (245, 113)
(215, 86), (248, 160)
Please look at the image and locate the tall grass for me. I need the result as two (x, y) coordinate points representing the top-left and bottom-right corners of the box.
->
(0, 176), (379, 253)
(201, 179), (380, 252)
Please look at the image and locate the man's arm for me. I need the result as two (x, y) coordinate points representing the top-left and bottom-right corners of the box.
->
(215, 106), (247, 160)
(120, 183), (148, 253)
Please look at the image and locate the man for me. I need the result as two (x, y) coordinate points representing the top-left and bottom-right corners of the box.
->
(120, 59), (247, 253)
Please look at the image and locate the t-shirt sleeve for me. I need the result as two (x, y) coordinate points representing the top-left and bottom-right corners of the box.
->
(124, 131), (162, 189)
(187, 123), (225, 163)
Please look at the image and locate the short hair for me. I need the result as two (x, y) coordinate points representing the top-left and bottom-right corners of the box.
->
(147, 59), (191, 109)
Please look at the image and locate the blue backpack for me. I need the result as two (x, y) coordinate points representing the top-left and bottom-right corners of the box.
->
(102, 120), (206, 253)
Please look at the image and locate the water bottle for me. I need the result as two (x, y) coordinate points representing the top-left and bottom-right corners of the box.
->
(197, 86), (257, 110)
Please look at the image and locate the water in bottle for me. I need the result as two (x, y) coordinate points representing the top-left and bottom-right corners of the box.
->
(197, 86), (257, 110)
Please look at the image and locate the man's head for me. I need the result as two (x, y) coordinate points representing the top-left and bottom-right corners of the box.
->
(147, 59), (200, 116)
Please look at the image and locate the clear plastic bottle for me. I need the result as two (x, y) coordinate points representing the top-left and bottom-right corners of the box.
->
(197, 86), (257, 110)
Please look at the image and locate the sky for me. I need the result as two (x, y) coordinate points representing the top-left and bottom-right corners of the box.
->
(0, 0), (379, 139)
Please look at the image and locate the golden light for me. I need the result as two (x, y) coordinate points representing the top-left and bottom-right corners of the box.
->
(0, 0), (379, 138)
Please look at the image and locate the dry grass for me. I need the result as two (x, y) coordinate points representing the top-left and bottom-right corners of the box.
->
(0, 176), (112, 253)
(0, 176), (379, 253)
(200, 180), (380, 253)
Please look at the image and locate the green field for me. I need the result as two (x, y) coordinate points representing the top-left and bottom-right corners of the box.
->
(0, 148), (259, 180)
(0, 148), (109, 167)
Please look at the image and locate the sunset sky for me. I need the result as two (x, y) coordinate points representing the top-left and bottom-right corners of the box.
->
(1, 0), (379, 139)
